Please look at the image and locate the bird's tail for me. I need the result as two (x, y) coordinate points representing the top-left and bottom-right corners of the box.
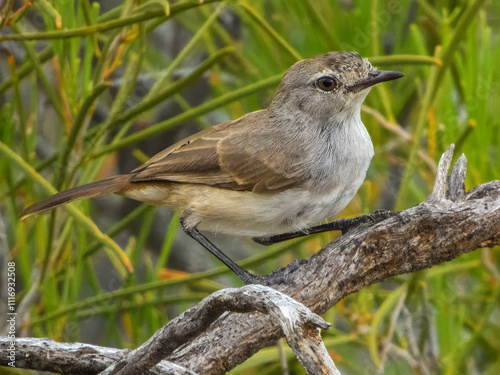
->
(19, 175), (131, 219)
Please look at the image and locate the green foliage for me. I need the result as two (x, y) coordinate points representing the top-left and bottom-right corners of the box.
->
(1, 0), (499, 374)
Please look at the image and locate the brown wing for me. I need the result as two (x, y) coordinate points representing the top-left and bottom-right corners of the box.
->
(130, 110), (306, 193)
(131, 126), (237, 188)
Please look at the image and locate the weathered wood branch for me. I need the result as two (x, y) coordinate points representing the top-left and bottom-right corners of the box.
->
(0, 286), (337, 375)
(1, 145), (499, 374)
(99, 285), (335, 375)
(0, 336), (196, 375)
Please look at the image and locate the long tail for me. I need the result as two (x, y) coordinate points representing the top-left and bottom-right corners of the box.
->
(19, 175), (131, 219)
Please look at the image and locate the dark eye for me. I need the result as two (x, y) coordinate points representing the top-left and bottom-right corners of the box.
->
(316, 76), (338, 92)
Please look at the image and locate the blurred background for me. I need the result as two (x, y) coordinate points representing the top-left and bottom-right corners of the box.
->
(0, 0), (499, 374)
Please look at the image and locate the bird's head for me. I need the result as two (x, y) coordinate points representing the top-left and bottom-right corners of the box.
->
(270, 52), (404, 122)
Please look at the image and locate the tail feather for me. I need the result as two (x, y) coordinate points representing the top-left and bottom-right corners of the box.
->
(20, 175), (131, 219)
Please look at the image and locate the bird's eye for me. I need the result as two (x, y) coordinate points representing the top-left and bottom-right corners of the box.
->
(316, 76), (338, 92)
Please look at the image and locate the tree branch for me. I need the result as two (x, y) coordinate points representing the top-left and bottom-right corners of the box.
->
(0, 336), (196, 375)
(1, 286), (337, 375)
(1, 145), (499, 374)
(100, 285), (336, 375)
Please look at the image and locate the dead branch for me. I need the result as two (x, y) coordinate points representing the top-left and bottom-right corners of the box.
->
(0, 336), (196, 375)
(99, 285), (336, 375)
(1, 286), (337, 375)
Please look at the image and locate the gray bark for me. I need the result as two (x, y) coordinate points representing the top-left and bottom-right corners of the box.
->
(100, 285), (338, 375)
(0, 336), (196, 375)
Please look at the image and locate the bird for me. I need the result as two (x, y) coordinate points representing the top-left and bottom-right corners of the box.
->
(20, 51), (403, 284)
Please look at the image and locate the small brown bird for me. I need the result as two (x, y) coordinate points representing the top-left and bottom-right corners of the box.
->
(20, 52), (403, 284)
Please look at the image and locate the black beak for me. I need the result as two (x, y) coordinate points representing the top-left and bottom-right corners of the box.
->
(350, 70), (404, 92)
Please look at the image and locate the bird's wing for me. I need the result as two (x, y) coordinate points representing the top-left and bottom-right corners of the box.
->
(130, 111), (305, 193)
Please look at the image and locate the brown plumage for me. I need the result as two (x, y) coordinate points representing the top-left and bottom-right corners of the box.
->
(128, 110), (306, 193)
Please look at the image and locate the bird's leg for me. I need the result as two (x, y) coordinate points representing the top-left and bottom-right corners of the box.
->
(180, 220), (262, 285)
(253, 210), (395, 246)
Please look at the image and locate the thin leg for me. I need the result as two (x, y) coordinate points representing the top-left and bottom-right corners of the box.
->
(180, 220), (261, 285)
(253, 210), (394, 246)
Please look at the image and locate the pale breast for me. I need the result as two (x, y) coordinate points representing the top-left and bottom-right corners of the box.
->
(174, 115), (374, 237)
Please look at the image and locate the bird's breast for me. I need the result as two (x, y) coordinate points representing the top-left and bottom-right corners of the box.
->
(307, 116), (374, 194)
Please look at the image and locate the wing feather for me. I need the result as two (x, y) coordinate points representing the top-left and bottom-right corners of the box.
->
(130, 110), (308, 193)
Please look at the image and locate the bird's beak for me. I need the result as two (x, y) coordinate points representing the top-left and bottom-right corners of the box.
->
(349, 70), (404, 92)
